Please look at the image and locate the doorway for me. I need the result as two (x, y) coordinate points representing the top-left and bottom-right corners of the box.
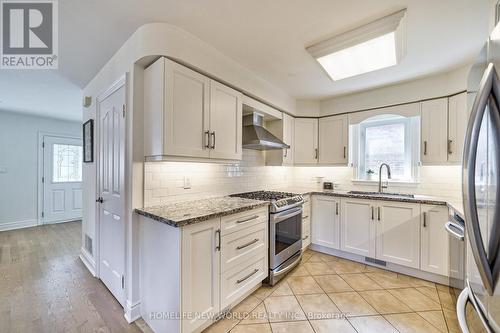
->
(41, 135), (83, 224)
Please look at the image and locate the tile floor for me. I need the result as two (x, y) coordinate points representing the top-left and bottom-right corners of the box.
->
(203, 249), (461, 333)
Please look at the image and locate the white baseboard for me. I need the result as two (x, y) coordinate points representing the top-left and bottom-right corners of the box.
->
(0, 219), (38, 232)
(79, 247), (97, 277)
(124, 299), (141, 323)
(43, 218), (82, 225)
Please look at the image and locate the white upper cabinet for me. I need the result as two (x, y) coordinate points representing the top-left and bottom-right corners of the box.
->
(447, 92), (468, 163)
(421, 98), (448, 164)
(319, 114), (348, 165)
(421, 205), (449, 276)
(311, 196), (341, 249)
(144, 57), (242, 161)
(294, 118), (318, 164)
(209, 80), (242, 160)
(340, 198), (376, 258)
(266, 113), (294, 166)
(375, 201), (420, 269)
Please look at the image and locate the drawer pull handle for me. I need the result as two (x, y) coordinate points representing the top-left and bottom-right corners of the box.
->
(236, 238), (259, 250)
(237, 269), (259, 284)
(336, 202), (339, 215)
(236, 215), (259, 224)
(302, 215), (309, 219)
(215, 229), (221, 251)
(302, 235), (309, 240)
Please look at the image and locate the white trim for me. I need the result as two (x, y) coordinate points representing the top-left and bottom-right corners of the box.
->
(124, 300), (141, 323)
(37, 131), (82, 226)
(79, 246), (97, 277)
(0, 219), (38, 232)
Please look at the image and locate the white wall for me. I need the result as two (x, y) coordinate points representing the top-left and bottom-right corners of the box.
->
(0, 111), (81, 231)
(320, 65), (471, 116)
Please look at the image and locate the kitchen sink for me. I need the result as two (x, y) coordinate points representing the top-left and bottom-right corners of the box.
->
(347, 191), (415, 199)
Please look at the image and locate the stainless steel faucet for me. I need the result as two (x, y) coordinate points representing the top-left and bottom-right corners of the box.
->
(378, 163), (392, 193)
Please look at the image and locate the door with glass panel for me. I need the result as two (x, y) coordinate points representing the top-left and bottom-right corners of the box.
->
(42, 135), (83, 224)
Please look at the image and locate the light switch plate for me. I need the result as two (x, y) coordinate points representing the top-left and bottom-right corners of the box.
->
(0, 166), (7, 174)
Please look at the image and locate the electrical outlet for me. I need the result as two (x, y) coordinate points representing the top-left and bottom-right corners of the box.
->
(0, 166), (7, 174)
(183, 176), (191, 189)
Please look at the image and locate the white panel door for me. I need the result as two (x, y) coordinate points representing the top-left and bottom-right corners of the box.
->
(421, 98), (448, 164)
(375, 201), (421, 268)
(98, 81), (126, 306)
(42, 136), (83, 224)
(164, 59), (211, 158)
(294, 118), (318, 164)
(283, 113), (295, 165)
(421, 205), (449, 275)
(311, 196), (340, 249)
(182, 218), (220, 333)
(319, 114), (348, 165)
(209, 80), (242, 160)
(340, 198), (375, 257)
(448, 92), (468, 163)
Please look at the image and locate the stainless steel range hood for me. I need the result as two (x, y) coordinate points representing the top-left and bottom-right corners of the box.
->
(242, 113), (290, 150)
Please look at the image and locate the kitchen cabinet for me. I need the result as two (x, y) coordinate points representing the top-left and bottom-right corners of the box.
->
(375, 201), (421, 269)
(448, 92), (469, 163)
(319, 114), (348, 165)
(266, 113), (295, 166)
(302, 195), (311, 249)
(294, 118), (318, 164)
(421, 205), (449, 275)
(421, 98), (448, 164)
(139, 206), (268, 333)
(340, 198), (375, 257)
(144, 57), (242, 161)
(311, 195), (340, 249)
(181, 218), (221, 333)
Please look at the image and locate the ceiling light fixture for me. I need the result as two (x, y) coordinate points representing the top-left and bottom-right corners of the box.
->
(307, 9), (407, 81)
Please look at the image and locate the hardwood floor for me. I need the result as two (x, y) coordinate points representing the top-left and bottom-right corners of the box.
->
(0, 221), (142, 333)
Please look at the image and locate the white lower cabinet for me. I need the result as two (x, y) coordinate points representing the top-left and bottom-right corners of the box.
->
(302, 195), (311, 249)
(375, 201), (421, 269)
(139, 206), (268, 333)
(421, 205), (449, 275)
(340, 198), (375, 257)
(312, 196), (341, 249)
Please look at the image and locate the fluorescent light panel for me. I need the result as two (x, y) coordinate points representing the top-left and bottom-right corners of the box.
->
(317, 32), (397, 81)
(308, 9), (406, 81)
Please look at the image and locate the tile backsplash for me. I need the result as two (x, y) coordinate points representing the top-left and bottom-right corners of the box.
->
(144, 150), (462, 207)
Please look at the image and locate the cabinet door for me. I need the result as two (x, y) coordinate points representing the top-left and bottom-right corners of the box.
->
(311, 196), (340, 249)
(340, 198), (375, 257)
(319, 114), (348, 165)
(181, 218), (220, 333)
(421, 98), (448, 164)
(375, 201), (420, 268)
(283, 113), (295, 165)
(294, 118), (318, 164)
(448, 93), (468, 163)
(209, 81), (243, 160)
(164, 58), (211, 158)
(421, 205), (449, 275)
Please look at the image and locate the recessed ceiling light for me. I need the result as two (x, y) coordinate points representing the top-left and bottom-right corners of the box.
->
(307, 9), (407, 81)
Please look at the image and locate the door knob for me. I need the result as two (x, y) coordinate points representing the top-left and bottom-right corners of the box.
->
(96, 197), (103, 204)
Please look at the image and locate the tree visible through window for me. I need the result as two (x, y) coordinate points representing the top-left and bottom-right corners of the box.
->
(53, 144), (83, 182)
(358, 115), (414, 181)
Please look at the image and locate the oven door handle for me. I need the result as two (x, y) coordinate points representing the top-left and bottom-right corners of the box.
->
(272, 207), (302, 223)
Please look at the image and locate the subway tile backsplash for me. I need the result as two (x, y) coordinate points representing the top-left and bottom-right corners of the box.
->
(144, 150), (462, 207)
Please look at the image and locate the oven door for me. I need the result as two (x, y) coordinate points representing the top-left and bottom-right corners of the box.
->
(269, 207), (302, 269)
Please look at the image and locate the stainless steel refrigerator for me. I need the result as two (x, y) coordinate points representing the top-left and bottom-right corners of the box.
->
(458, 25), (500, 333)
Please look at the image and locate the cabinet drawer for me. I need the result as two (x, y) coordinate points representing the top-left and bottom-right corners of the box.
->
(221, 223), (267, 273)
(221, 255), (267, 310)
(221, 207), (268, 236)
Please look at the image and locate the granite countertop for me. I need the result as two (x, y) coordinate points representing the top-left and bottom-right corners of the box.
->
(135, 197), (269, 227)
(275, 187), (465, 218)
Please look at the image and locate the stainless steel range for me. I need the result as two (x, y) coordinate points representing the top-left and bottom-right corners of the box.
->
(230, 191), (304, 285)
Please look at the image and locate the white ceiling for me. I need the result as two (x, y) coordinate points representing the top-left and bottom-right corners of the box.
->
(0, 0), (492, 120)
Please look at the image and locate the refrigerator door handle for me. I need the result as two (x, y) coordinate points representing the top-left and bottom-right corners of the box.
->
(463, 63), (500, 295)
(457, 281), (494, 333)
